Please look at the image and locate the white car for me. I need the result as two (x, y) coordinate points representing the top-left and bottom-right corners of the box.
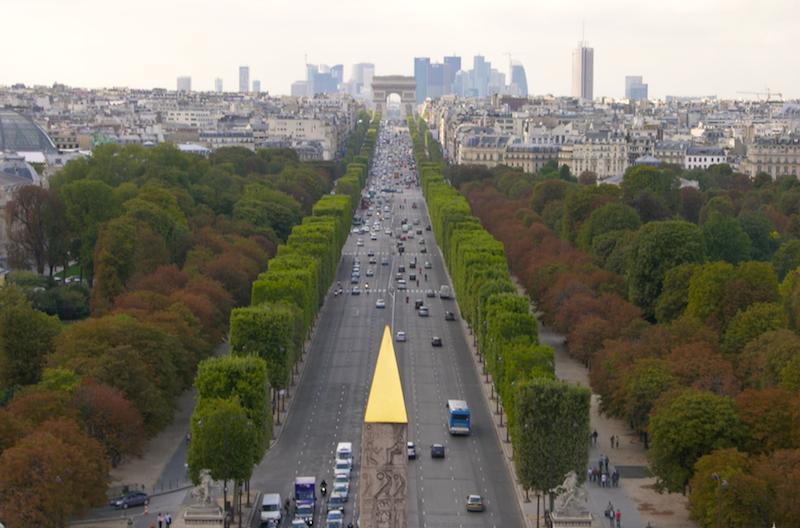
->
(357, 239), (364, 246)
(365, 268), (374, 277)
(396, 331), (406, 342)
(375, 299), (386, 309)
(334, 474), (350, 489)
(334, 458), (352, 478)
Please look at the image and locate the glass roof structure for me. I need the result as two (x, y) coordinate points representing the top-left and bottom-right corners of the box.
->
(0, 109), (58, 154)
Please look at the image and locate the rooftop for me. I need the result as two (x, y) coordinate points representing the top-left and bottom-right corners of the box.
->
(0, 109), (58, 154)
(364, 326), (408, 424)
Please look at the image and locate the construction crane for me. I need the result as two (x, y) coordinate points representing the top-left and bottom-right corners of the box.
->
(736, 89), (784, 102)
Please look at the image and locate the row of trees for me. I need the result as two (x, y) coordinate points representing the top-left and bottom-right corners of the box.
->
(411, 122), (590, 510)
(184, 114), (381, 518)
(0, 116), (374, 526)
(459, 161), (800, 527)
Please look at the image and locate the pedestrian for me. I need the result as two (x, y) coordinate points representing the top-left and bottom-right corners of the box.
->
(615, 436), (620, 449)
(157, 513), (164, 528)
(601, 473), (608, 487)
(616, 508), (621, 527)
(604, 457), (609, 473)
(587, 467), (593, 483)
(592, 430), (598, 445)
(165, 513), (172, 527)
(610, 435), (615, 448)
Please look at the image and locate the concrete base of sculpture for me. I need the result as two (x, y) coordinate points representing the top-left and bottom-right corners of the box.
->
(358, 422), (407, 528)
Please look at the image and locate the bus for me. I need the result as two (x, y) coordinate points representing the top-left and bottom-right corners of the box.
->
(447, 399), (471, 435)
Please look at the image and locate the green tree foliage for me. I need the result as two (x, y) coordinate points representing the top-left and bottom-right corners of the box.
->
(648, 389), (746, 492)
(621, 165), (680, 214)
(513, 378), (590, 508)
(722, 302), (787, 354)
(625, 359), (677, 438)
(576, 202), (641, 250)
(560, 185), (620, 244)
(688, 448), (754, 528)
(655, 264), (700, 323)
(627, 220), (706, 318)
(773, 240), (800, 281)
(0, 285), (61, 389)
(738, 210), (778, 261)
(702, 213), (752, 264)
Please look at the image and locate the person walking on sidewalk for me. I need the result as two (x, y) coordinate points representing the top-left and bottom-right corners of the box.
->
(615, 508), (622, 527)
(615, 435), (620, 448)
(165, 513), (172, 527)
(157, 513), (164, 528)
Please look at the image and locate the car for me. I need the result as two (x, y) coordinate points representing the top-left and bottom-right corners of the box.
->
(398, 280), (407, 290)
(431, 336), (442, 347)
(351, 287), (361, 295)
(350, 276), (359, 284)
(381, 256), (389, 266)
(369, 256), (377, 264)
(420, 246), (427, 253)
(375, 298), (386, 309)
(296, 504), (314, 525)
(371, 234), (378, 241)
(110, 491), (149, 509)
(327, 493), (347, 513)
(365, 268), (374, 277)
(407, 441), (417, 459)
(398, 265), (405, 273)
(396, 331), (407, 342)
(409, 273), (416, 281)
(426, 225), (432, 231)
(418, 238), (425, 245)
(334, 458), (352, 478)
(426, 289), (436, 298)
(334, 474), (350, 488)
(399, 245), (406, 254)
(445, 311), (456, 321)
(416, 229), (423, 235)
(385, 228), (392, 235)
(367, 249), (375, 256)
(414, 299), (424, 309)
(333, 481), (349, 498)
(431, 443), (445, 458)
(291, 518), (308, 528)
(424, 261), (432, 269)
(357, 239), (364, 246)
(466, 494), (485, 512)
(418, 306), (429, 317)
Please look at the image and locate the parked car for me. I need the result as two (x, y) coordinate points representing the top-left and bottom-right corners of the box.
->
(110, 491), (149, 509)
(466, 494), (485, 512)
(407, 442), (417, 459)
(431, 444), (445, 458)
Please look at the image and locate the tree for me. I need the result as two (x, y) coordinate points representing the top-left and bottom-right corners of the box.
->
(722, 302), (786, 354)
(627, 220), (706, 318)
(624, 359), (676, 445)
(667, 343), (739, 397)
(655, 263), (700, 323)
(0, 418), (108, 527)
(622, 165), (680, 210)
(688, 448), (755, 528)
(772, 240), (800, 280)
(738, 210), (778, 261)
(576, 202), (640, 250)
(685, 262), (735, 329)
(702, 212), (752, 264)
(0, 286), (62, 388)
(648, 389), (746, 493)
(5, 185), (53, 274)
(735, 388), (799, 454)
(187, 398), (259, 515)
(74, 379), (146, 467)
(737, 329), (800, 389)
(513, 378), (590, 509)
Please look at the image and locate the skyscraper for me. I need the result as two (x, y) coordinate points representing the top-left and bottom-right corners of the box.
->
(214, 77), (223, 93)
(414, 57), (430, 103)
(176, 76), (191, 92)
(572, 42), (594, 101)
(509, 61), (529, 97)
(472, 55), (491, 97)
(625, 75), (648, 101)
(252, 80), (261, 93)
(350, 63), (375, 97)
(239, 66), (250, 93)
(443, 56), (461, 94)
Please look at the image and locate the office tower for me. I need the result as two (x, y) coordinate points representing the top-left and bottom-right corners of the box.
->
(510, 61), (529, 97)
(331, 64), (344, 87)
(427, 63), (445, 99)
(291, 81), (309, 97)
(176, 76), (191, 92)
(443, 56), (461, 95)
(239, 66), (250, 93)
(625, 75), (648, 101)
(472, 55), (491, 98)
(252, 80), (261, 93)
(488, 69), (506, 96)
(414, 57), (430, 103)
(572, 42), (594, 101)
(214, 77), (223, 93)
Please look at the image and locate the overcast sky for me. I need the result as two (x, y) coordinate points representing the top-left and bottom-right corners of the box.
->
(2, 0), (798, 99)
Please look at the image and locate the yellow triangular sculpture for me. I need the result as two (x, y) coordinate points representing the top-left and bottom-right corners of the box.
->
(364, 326), (408, 423)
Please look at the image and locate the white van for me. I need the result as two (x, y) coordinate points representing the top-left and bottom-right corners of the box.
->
(260, 493), (282, 524)
(336, 442), (353, 461)
(439, 285), (453, 299)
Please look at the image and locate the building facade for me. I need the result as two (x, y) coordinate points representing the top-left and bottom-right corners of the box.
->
(625, 76), (648, 101)
(741, 137), (800, 179)
(572, 43), (594, 101)
(685, 146), (727, 170)
(176, 76), (191, 93)
(239, 66), (250, 93)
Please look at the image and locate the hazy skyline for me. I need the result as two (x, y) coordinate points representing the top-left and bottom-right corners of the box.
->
(2, 0), (798, 99)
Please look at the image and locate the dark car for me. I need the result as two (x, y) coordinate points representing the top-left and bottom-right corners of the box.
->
(431, 336), (442, 347)
(445, 311), (456, 321)
(426, 225), (432, 231)
(111, 491), (149, 509)
(415, 299), (424, 309)
(431, 444), (445, 458)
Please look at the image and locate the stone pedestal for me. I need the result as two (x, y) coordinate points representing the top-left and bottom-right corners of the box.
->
(358, 422), (407, 528)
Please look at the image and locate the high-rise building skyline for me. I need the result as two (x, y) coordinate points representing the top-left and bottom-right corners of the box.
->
(414, 57), (430, 103)
(176, 76), (191, 92)
(509, 61), (528, 97)
(252, 79), (261, 93)
(239, 66), (250, 93)
(572, 42), (594, 101)
(625, 75), (648, 101)
(214, 77), (223, 93)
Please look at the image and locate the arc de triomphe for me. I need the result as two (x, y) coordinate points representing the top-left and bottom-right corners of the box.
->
(371, 75), (417, 116)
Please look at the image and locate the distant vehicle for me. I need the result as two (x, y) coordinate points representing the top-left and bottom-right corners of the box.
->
(357, 239), (364, 246)
(336, 442), (352, 461)
(334, 458), (352, 478)
(381, 256), (390, 266)
(371, 234), (378, 241)
(333, 481), (349, 499)
(397, 280), (407, 290)
(396, 331), (407, 342)
(366, 268), (374, 277)
(334, 473), (350, 489)
(431, 444), (445, 458)
(326, 509), (344, 527)
(426, 225), (432, 231)
(431, 336), (442, 347)
(290, 518), (308, 528)
(294, 476), (316, 524)
(369, 257), (377, 264)
(416, 229), (423, 235)
(407, 442), (417, 459)
(352, 286), (361, 295)
(439, 285), (453, 299)
(420, 246), (427, 253)
(415, 299), (424, 309)
(327, 492), (347, 513)
(447, 399), (471, 435)
(466, 494), (485, 512)
(424, 261), (432, 269)
(375, 299), (386, 309)
(418, 306), (429, 317)
(409, 273), (416, 281)
(367, 249), (375, 256)
(426, 289), (435, 298)
(110, 491), (149, 509)
(260, 493), (282, 525)
(445, 311), (456, 321)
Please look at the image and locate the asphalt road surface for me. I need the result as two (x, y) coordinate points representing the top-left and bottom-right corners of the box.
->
(249, 122), (523, 528)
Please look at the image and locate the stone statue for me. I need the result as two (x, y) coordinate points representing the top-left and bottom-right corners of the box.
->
(553, 471), (589, 515)
(190, 470), (214, 505)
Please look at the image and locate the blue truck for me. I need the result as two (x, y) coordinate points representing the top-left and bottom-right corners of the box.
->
(294, 476), (316, 525)
(447, 399), (471, 435)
